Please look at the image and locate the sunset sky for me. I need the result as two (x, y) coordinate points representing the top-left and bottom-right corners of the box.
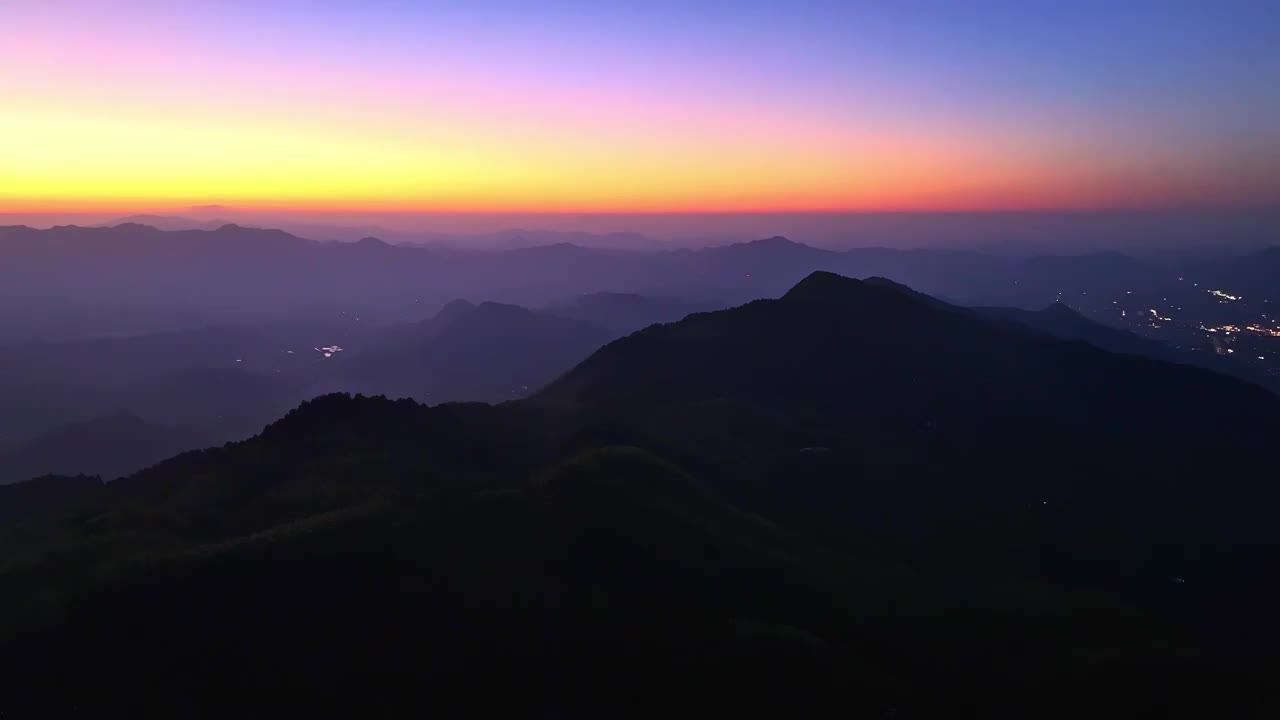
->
(3, 0), (1278, 214)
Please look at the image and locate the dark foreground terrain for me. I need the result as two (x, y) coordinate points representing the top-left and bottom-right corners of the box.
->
(2, 273), (1278, 718)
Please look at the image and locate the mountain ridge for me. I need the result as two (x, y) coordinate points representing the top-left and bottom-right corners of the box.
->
(2, 271), (1278, 715)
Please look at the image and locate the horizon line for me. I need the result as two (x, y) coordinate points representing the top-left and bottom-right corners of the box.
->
(5, 204), (1280, 218)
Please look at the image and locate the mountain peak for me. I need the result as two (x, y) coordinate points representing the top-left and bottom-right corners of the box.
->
(782, 272), (961, 316)
(110, 215), (212, 231)
(439, 298), (477, 314)
(744, 235), (799, 248)
(211, 223), (304, 246)
(1042, 301), (1086, 319)
(402, 298), (478, 339)
(781, 270), (864, 303)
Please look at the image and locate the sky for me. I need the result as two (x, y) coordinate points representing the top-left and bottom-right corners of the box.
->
(2, 0), (1279, 215)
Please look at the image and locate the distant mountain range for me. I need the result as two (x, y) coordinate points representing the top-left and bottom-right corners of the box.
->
(0, 291), (719, 480)
(2, 271), (1277, 716)
(1, 223), (1276, 481)
(0, 322), (349, 450)
(108, 215), (230, 231)
(2, 231), (1275, 482)
(106, 215), (673, 250)
(4, 225), (1274, 328)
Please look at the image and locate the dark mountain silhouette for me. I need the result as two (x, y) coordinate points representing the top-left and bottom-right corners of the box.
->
(537, 271), (1278, 537)
(0, 414), (204, 485)
(3, 273), (1279, 716)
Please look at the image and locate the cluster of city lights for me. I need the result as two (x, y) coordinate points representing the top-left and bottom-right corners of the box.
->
(1245, 325), (1280, 338)
(1201, 324), (1280, 338)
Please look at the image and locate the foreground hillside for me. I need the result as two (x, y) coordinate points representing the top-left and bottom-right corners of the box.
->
(1, 273), (1278, 717)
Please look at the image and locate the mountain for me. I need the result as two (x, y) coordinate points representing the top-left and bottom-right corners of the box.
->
(0, 297), (609, 451)
(0, 398), (901, 716)
(0, 227), (838, 338)
(975, 302), (1280, 394)
(537, 271), (1279, 540)
(114, 213), (412, 244)
(974, 302), (1175, 359)
(840, 247), (1009, 303)
(547, 292), (721, 335)
(0, 366), (311, 452)
(0, 414), (204, 484)
(1193, 245), (1280, 300)
(685, 235), (840, 291)
(410, 298), (477, 339)
(0, 324), (350, 447)
(340, 301), (611, 403)
(4, 224), (1274, 348)
(3, 273), (1279, 716)
(0, 323), (355, 387)
(0, 223), (436, 338)
(107, 215), (225, 231)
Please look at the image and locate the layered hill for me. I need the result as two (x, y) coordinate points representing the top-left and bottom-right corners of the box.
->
(2, 272), (1278, 717)
(340, 301), (612, 403)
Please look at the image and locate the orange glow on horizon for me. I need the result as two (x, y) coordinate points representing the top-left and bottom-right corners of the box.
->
(5, 102), (1269, 215)
(4, 4), (1276, 217)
